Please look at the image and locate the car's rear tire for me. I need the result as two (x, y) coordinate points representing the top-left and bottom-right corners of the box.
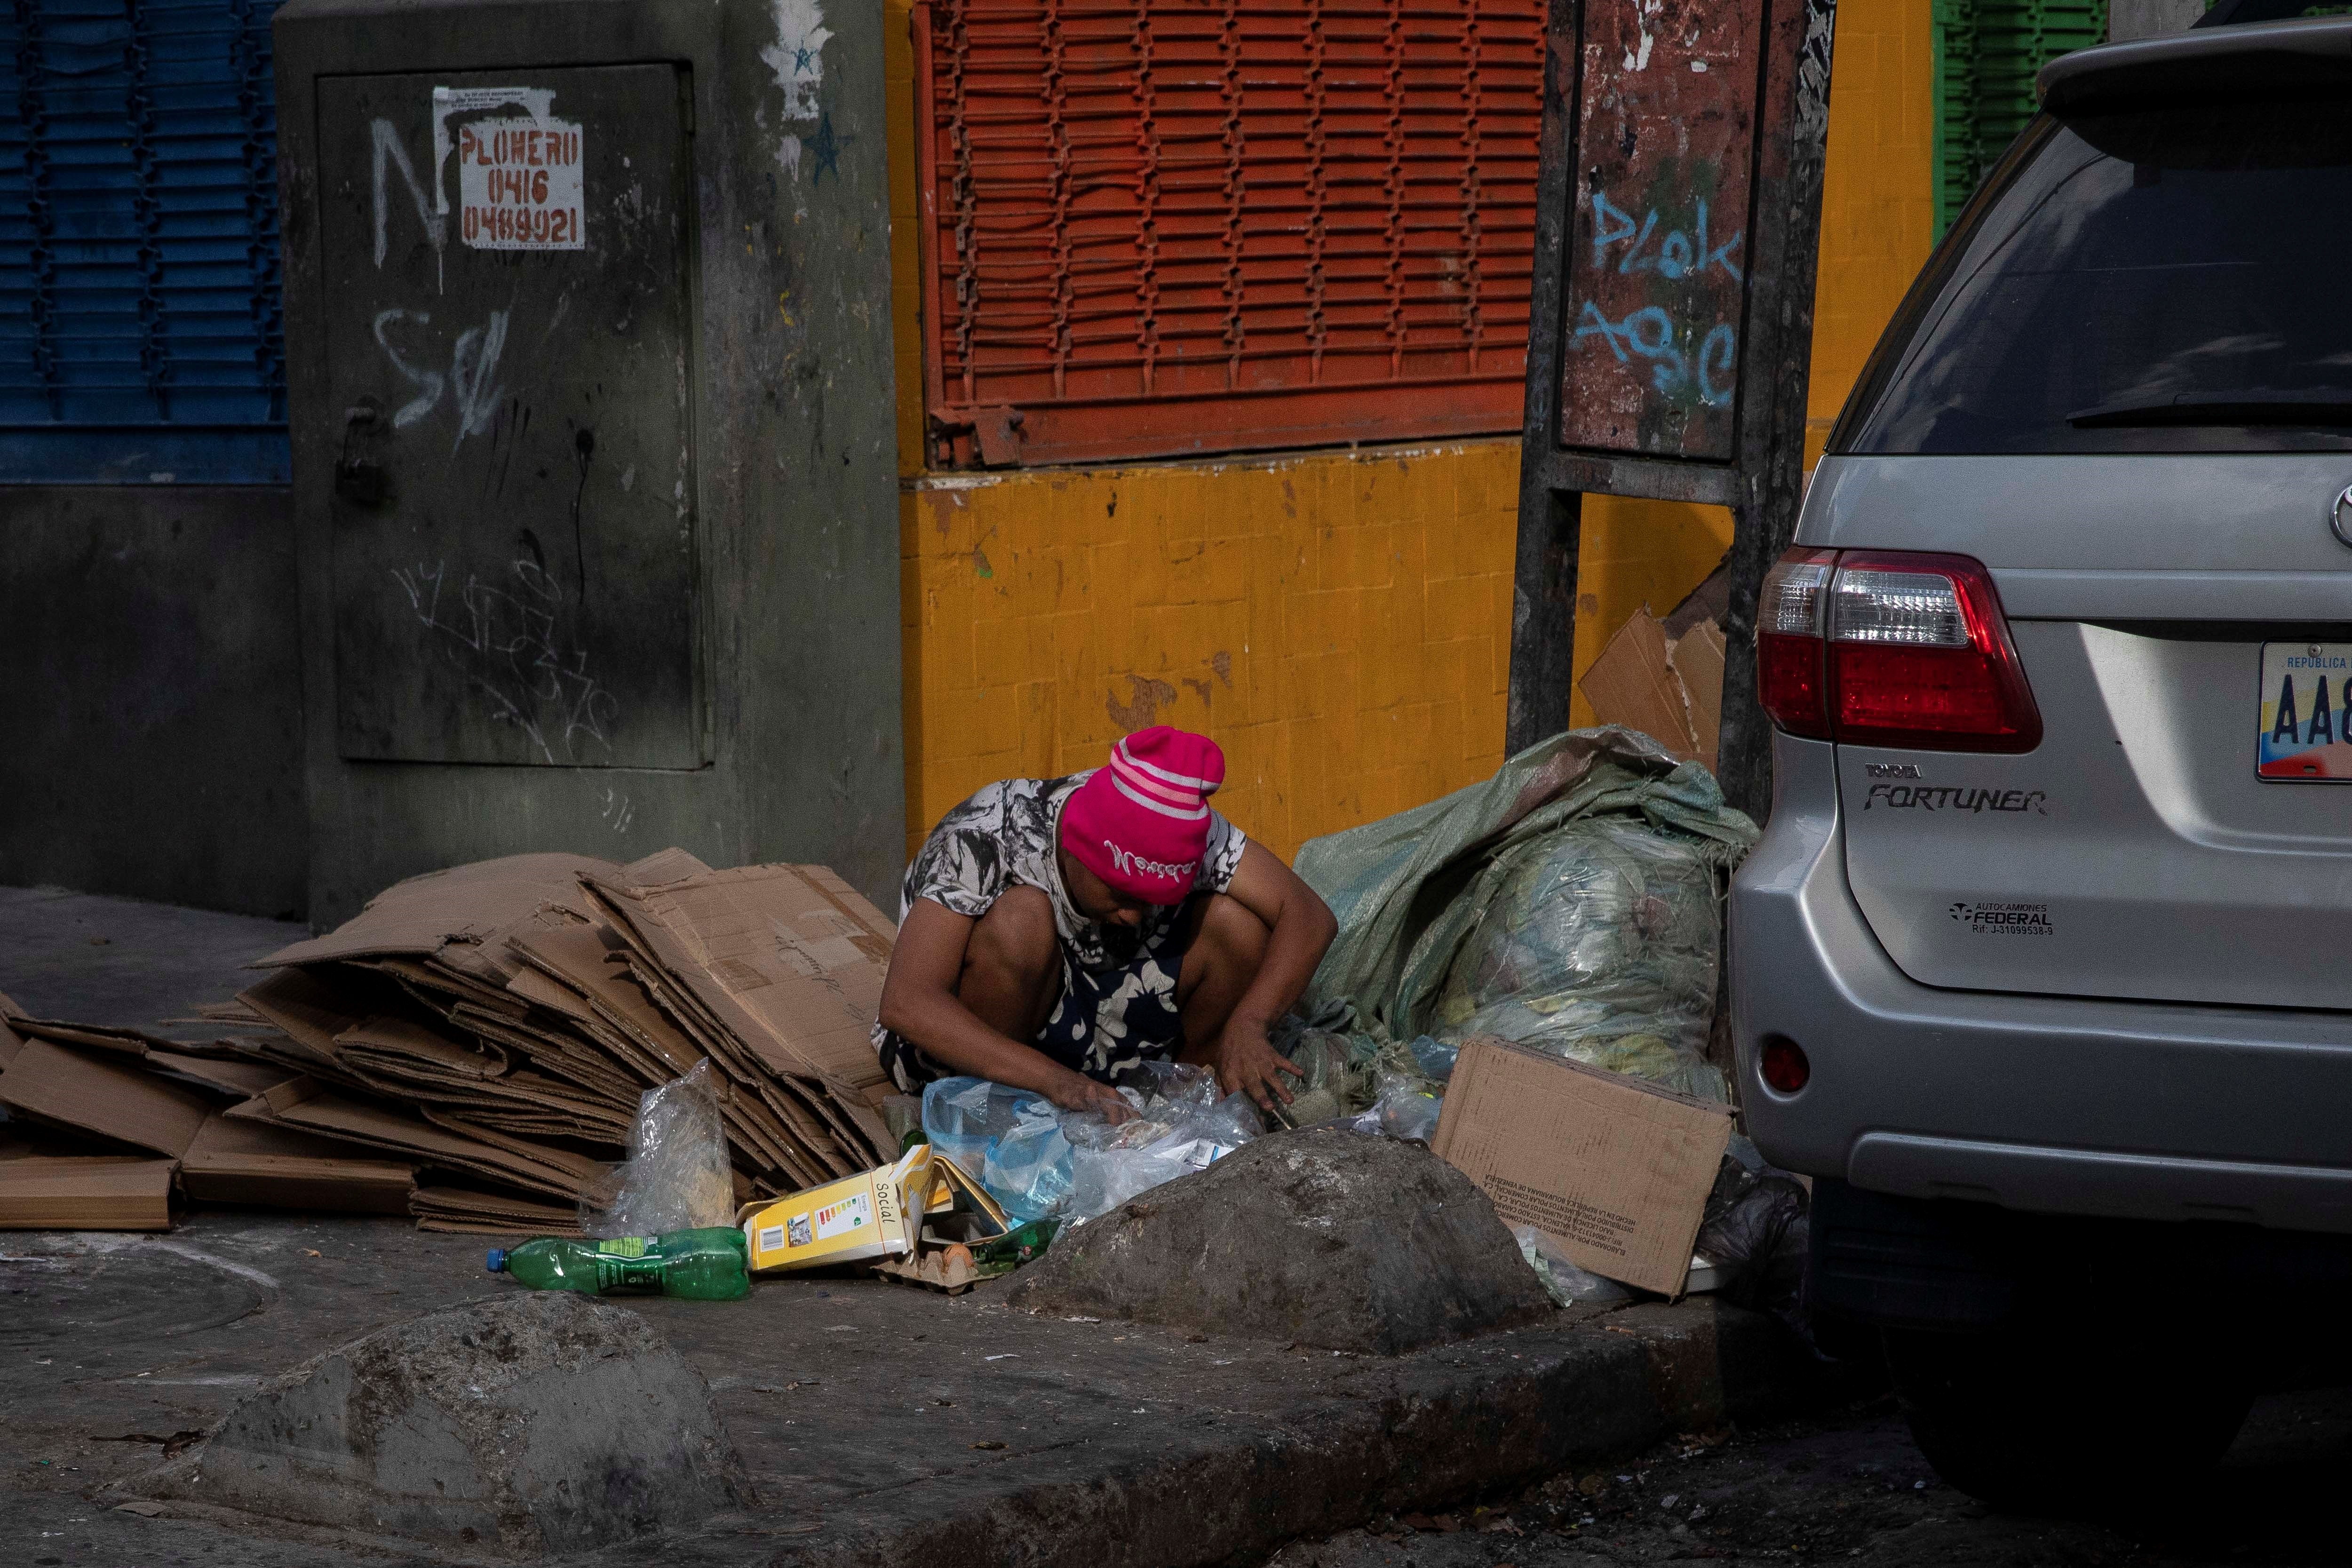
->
(1884, 1326), (2251, 1514)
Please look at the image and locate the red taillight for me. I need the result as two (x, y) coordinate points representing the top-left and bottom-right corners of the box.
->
(1760, 1038), (1810, 1094)
(1754, 547), (2042, 753)
(1757, 548), (1836, 739)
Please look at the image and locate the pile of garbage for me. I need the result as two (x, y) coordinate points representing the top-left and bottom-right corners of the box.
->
(0, 725), (1811, 1327)
(0, 848), (898, 1234)
(1282, 725), (1756, 1124)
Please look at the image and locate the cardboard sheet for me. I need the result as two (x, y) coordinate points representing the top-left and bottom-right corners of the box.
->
(411, 1185), (585, 1235)
(255, 852), (626, 969)
(258, 847), (715, 971)
(0, 1156), (176, 1230)
(591, 864), (896, 1101)
(180, 1113), (416, 1213)
(1577, 606), (1727, 772)
(227, 1078), (604, 1200)
(0, 1039), (215, 1158)
(1432, 1035), (1732, 1297)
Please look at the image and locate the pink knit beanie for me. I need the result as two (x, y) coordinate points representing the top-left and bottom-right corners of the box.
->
(1059, 726), (1227, 906)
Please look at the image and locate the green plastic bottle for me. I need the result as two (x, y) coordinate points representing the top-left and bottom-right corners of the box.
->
(487, 1226), (751, 1301)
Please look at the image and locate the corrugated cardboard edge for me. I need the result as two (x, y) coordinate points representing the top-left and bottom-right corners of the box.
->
(0, 1038), (215, 1158)
(181, 1113), (416, 1214)
(0, 1156), (177, 1231)
(1667, 619), (1726, 773)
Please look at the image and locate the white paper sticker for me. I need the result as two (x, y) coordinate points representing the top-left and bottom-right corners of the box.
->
(455, 113), (584, 250)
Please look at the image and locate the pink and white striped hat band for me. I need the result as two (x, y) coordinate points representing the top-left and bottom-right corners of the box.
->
(1058, 725), (1227, 906)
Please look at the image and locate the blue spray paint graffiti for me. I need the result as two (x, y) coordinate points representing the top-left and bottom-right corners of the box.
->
(1572, 191), (1743, 410)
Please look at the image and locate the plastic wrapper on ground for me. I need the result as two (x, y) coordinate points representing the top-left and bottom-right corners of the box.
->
(580, 1059), (734, 1237)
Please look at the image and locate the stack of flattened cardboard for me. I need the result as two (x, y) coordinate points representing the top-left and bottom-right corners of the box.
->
(0, 849), (901, 1235)
(0, 991), (413, 1231)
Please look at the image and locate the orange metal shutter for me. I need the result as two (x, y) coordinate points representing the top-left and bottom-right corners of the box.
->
(915, 0), (1545, 469)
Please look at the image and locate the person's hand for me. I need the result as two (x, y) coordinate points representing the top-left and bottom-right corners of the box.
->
(1046, 1069), (1137, 1123)
(1206, 1016), (1305, 1114)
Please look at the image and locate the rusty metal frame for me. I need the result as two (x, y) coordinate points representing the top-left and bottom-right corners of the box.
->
(1507, 0), (1839, 817)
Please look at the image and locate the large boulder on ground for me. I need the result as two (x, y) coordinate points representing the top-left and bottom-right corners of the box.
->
(1006, 1128), (1555, 1354)
(128, 1292), (748, 1556)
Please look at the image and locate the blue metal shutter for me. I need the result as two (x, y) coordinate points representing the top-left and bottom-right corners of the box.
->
(0, 0), (288, 483)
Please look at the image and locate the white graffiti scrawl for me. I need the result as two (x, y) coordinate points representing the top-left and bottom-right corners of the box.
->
(760, 0), (831, 183)
(392, 558), (619, 764)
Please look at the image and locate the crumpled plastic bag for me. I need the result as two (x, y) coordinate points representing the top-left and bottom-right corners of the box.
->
(580, 1058), (734, 1237)
(921, 1062), (1258, 1225)
(1064, 1062), (1262, 1217)
(1432, 817), (1729, 1102)
(1514, 1223), (1634, 1306)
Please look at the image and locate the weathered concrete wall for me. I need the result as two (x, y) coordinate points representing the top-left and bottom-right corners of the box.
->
(277, 0), (904, 924)
(0, 486), (306, 919)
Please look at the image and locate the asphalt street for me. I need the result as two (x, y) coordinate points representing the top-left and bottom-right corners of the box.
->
(1274, 1386), (2352, 1568)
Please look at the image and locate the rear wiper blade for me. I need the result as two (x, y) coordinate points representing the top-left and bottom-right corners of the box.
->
(2069, 391), (2352, 429)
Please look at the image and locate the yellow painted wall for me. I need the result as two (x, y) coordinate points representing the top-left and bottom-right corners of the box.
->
(882, 0), (1934, 859)
(902, 448), (1520, 863)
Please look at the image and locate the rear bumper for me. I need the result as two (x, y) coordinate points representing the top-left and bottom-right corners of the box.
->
(1732, 734), (2352, 1236)
(1808, 1177), (2352, 1334)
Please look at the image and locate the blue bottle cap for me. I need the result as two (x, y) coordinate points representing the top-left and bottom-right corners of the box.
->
(486, 1249), (508, 1273)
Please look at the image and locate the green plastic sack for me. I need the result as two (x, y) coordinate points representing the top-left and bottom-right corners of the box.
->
(1294, 727), (1757, 1100)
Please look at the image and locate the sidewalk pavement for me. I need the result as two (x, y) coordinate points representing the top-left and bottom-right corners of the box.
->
(0, 886), (1839, 1567)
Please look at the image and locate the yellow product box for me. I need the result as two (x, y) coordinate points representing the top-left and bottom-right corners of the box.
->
(742, 1144), (932, 1273)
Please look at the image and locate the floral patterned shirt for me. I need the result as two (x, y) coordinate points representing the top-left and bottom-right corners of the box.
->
(870, 772), (1247, 1084)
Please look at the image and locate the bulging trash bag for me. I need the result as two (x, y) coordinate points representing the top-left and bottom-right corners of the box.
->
(1432, 817), (1728, 1102)
(581, 1058), (735, 1237)
(922, 1061), (1258, 1225)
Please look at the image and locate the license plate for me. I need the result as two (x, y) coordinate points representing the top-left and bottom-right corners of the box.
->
(2258, 642), (2352, 780)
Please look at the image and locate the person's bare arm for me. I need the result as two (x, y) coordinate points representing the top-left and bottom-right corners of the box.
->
(1200, 842), (1340, 1111)
(876, 899), (1133, 1120)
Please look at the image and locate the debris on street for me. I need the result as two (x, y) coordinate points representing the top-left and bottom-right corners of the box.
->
(490, 1225), (751, 1300)
(0, 847), (899, 1234)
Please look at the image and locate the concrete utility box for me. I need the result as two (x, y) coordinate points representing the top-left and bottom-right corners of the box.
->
(275, 0), (901, 922)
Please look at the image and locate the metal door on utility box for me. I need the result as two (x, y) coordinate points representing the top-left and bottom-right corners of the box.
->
(313, 64), (699, 768)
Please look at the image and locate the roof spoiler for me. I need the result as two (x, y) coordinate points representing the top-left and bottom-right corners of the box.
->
(2039, 16), (2352, 119)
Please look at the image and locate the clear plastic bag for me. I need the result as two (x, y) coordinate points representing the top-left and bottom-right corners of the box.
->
(921, 1076), (1075, 1223)
(1369, 1068), (1442, 1142)
(1433, 818), (1728, 1102)
(921, 1062), (1258, 1225)
(1513, 1223), (1635, 1306)
(580, 1058), (734, 1237)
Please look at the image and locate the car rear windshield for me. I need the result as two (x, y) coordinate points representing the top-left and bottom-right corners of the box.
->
(1833, 92), (2352, 455)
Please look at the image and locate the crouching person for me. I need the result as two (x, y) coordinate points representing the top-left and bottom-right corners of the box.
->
(874, 726), (1338, 1121)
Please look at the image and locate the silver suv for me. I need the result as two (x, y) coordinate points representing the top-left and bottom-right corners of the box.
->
(1730, 15), (2352, 1507)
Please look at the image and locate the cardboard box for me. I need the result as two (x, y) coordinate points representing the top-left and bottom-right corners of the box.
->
(743, 1145), (930, 1273)
(1432, 1035), (1732, 1297)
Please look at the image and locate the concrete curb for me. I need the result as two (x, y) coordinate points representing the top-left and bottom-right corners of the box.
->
(582, 1300), (1828, 1568)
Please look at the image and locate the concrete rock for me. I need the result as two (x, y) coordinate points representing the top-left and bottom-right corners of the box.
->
(1006, 1128), (1556, 1354)
(129, 1292), (749, 1556)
